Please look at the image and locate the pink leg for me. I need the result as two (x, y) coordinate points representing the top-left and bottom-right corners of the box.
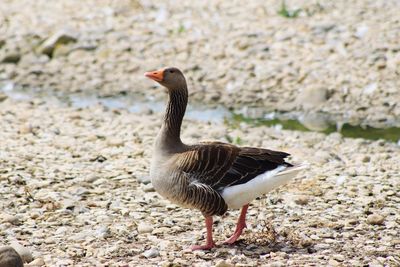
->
(224, 204), (249, 244)
(191, 216), (216, 250)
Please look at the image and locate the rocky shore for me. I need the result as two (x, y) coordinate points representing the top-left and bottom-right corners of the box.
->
(1, 0), (399, 266)
(1, 0), (400, 127)
(0, 98), (399, 266)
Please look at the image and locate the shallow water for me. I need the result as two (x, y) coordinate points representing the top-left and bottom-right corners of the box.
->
(230, 114), (400, 143)
(1, 82), (400, 143)
(1, 81), (230, 123)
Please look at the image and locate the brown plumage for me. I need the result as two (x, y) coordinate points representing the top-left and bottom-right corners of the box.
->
(145, 67), (305, 250)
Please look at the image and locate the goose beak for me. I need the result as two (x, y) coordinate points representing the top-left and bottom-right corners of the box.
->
(144, 69), (164, 82)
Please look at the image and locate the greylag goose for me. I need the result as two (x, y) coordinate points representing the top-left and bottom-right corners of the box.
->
(145, 67), (306, 250)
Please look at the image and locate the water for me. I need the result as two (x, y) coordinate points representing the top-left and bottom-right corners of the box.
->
(1, 81), (400, 143)
(230, 113), (400, 143)
(69, 94), (230, 123)
(1, 81), (230, 123)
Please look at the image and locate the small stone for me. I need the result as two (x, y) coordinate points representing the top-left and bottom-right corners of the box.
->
(214, 260), (234, 267)
(270, 261), (285, 267)
(297, 87), (328, 110)
(91, 155), (107, 162)
(0, 246), (23, 267)
(39, 30), (78, 56)
(19, 124), (33, 134)
(294, 195), (309, 205)
(1, 52), (21, 64)
(136, 175), (151, 184)
(95, 225), (111, 238)
(9, 241), (32, 263)
(142, 248), (159, 258)
(142, 183), (155, 192)
(333, 254), (345, 262)
(1, 214), (20, 225)
(0, 93), (7, 102)
(362, 83), (378, 95)
(25, 257), (45, 266)
(137, 223), (153, 234)
(336, 176), (347, 186)
(300, 112), (331, 131)
(52, 43), (75, 58)
(314, 243), (330, 250)
(362, 156), (371, 163)
(313, 151), (331, 164)
(367, 214), (385, 225)
(355, 25), (369, 38)
(328, 259), (339, 266)
(107, 138), (125, 147)
(29, 212), (40, 219)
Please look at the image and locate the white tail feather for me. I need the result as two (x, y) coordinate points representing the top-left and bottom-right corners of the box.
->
(221, 164), (308, 209)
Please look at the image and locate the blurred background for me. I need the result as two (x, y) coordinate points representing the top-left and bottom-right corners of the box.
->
(1, 0), (399, 141)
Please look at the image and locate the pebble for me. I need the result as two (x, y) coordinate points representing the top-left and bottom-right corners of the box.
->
(137, 223), (154, 234)
(313, 150), (331, 164)
(1, 214), (20, 225)
(362, 156), (371, 163)
(367, 214), (385, 225)
(19, 124), (32, 134)
(336, 175), (347, 186)
(297, 87), (328, 110)
(136, 175), (151, 185)
(294, 195), (310, 205)
(363, 83), (378, 95)
(142, 183), (155, 192)
(333, 254), (345, 262)
(355, 25), (369, 38)
(142, 248), (160, 258)
(0, 246), (23, 267)
(107, 138), (125, 147)
(25, 257), (45, 266)
(0, 93), (8, 102)
(0, 52), (21, 64)
(39, 30), (78, 56)
(214, 260), (234, 267)
(95, 225), (111, 238)
(328, 259), (340, 266)
(269, 261), (285, 267)
(9, 241), (32, 263)
(314, 243), (330, 250)
(300, 112), (331, 131)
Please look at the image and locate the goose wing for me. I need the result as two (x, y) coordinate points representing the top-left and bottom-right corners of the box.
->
(174, 142), (292, 215)
(178, 143), (292, 189)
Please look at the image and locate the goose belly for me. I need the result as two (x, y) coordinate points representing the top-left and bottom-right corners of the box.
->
(221, 165), (297, 209)
(150, 169), (184, 205)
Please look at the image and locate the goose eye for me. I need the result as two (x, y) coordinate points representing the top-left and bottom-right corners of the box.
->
(169, 70), (175, 73)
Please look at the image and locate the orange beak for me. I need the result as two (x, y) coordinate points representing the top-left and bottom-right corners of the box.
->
(144, 69), (164, 82)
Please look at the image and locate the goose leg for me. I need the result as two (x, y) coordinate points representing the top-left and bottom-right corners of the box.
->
(191, 216), (216, 250)
(224, 204), (249, 244)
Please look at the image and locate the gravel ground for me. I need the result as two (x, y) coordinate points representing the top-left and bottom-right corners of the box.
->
(0, 98), (399, 266)
(1, 0), (400, 127)
(1, 0), (400, 266)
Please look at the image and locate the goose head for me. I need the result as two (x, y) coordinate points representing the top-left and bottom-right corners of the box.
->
(145, 67), (187, 90)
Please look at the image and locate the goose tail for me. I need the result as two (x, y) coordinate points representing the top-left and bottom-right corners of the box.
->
(222, 163), (309, 209)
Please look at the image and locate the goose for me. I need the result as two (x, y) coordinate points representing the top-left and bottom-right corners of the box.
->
(145, 67), (306, 250)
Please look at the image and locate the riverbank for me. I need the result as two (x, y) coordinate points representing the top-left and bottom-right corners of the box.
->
(1, 0), (399, 265)
(0, 97), (399, 266)
(1, 0), (400, 128)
